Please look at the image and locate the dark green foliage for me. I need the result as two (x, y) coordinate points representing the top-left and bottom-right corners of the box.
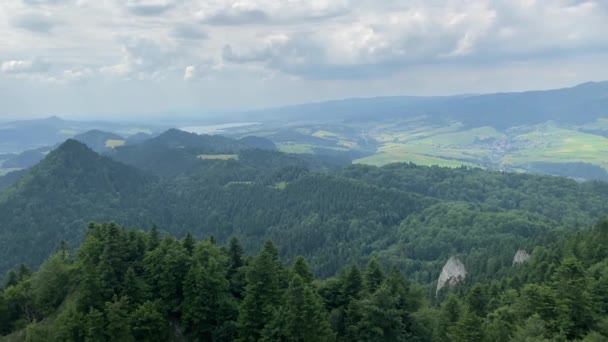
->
(143, 236), (190, 315)
(0, 140), (159, 277)
(3, 220), (608, 341)
(363, 258), (384, 294)
(30, 253), (70, 316)
(345, 285), (407, 341)
(340, 265), (362, 305)
(553, 257), (594, 339)
(5, 135), (608, 284)
(105, 296), (132, 341)
(262, 275), (334, 342)
(182, 241), (236, 339)
(130, 301), (169, 342)
(447, 307), (484, 342)
(292, 256), (314, 284)
(182, 232), (195, 255)
(227, 237), (247, 299)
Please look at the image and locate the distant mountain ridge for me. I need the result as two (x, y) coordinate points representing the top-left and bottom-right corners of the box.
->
(0, 116), (163, 153)
(244, 81), (608, 127)
(73, 129), (125, 153)
(109, 128), (278, 177)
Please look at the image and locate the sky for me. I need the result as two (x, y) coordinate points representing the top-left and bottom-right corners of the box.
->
(1, 0), (608, 119)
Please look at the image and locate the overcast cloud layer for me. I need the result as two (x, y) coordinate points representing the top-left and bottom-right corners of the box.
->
(1, 0), (608, 119)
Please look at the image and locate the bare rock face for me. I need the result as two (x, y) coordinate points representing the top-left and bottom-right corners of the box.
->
(513, 250), (531, 265)
(436, 256), (467, 294)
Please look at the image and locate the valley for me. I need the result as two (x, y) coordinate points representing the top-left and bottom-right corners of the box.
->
(224, 118), (608, 181)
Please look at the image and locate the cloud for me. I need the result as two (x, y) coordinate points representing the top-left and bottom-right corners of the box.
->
(2, 0), (608, 118)
(218, 1), (608, 79)
(62, 67), (95, 83)
(125, 0), (177, 16)
(1, 60), (50, 74)
(171, 23), (208, 40)
(100, 37), (176, 80)
(183, 65), (196, 81)
(196, 0), (349, 25)
(22, 0), (71, 5)
(198, 7), (269, 25)
(10, 12), (57, 33)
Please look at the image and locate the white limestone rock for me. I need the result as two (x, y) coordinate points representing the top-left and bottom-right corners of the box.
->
(513, 250), (531, 265)
(436, 256), (467, 294)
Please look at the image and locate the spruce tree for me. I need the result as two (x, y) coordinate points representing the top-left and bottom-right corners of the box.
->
(228, 236), (245, 274)
(105, 296), (132, 342)
(147, 225), (160, 251)
(237, 241), (284, 341)
(183, 241), (235, 339)
(262, 275), (334, 342)
(143, 236), (190, 315)
(364, 258), (384, 294)
(5, 270), (18, 288)
(448, 306), (484, 342)
(345, 285), (407, 342)
(85, 307), (105, 342)
(554, 256), (593, 339)
(182, 232), (195, 255)
(340, 264), (362, 306)
(228, 237), (247, 299)
(131, 301), (169, 342)
(293, 256), (314, 284)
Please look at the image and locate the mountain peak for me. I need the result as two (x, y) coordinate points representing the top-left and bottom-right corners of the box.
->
(43, 116), (65, 123)
(37, 139), (112, 175)
(54, 138), (94, 154)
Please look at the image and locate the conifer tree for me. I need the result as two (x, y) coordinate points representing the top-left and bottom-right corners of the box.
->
(448, 306), (484, 342)
(105, 296), (132, 342)
(262, 275), (334, 342)
(238, 241), (284, 341)
(554, 256), (594, 339)
(227, 236), (247, 299)
(143, 236), (190, 315)
(183, 241), (235, 339)
(293, 256), (314, 284)
(131, 301), (169, 342)
(98, 223), (129, 298)
(147, 225), (160, 251)
(345, 285), (406, 342)
(182, 232), (195, 255)
(340, 264), (362, 305)
(5, 270), (18, 288)
(364, 258), (384, 294)
(228, 237), (245, 274)
(85, 307), (105, 342)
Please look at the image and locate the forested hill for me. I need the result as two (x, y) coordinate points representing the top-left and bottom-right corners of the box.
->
(2, 220), (608, 341)
(1, 133), (608, 287)
(0, 140), (162, 276)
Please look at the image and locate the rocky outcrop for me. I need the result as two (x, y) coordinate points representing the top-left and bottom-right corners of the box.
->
(513, 250), (531, 265)
(436, 256), (467, 294)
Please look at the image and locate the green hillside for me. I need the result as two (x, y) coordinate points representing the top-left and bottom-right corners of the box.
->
(1, 135), (608, 284)
(3, 220), (608, 341)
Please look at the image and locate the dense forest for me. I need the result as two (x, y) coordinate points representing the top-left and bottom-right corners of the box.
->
(1, 131), (608, 341)
(1, 131), (608, 287)
(2, 220), (608, 341)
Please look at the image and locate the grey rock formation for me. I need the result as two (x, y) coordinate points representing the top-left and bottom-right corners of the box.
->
(436, 256), (467, 294)
(513, 250), (531, 265)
